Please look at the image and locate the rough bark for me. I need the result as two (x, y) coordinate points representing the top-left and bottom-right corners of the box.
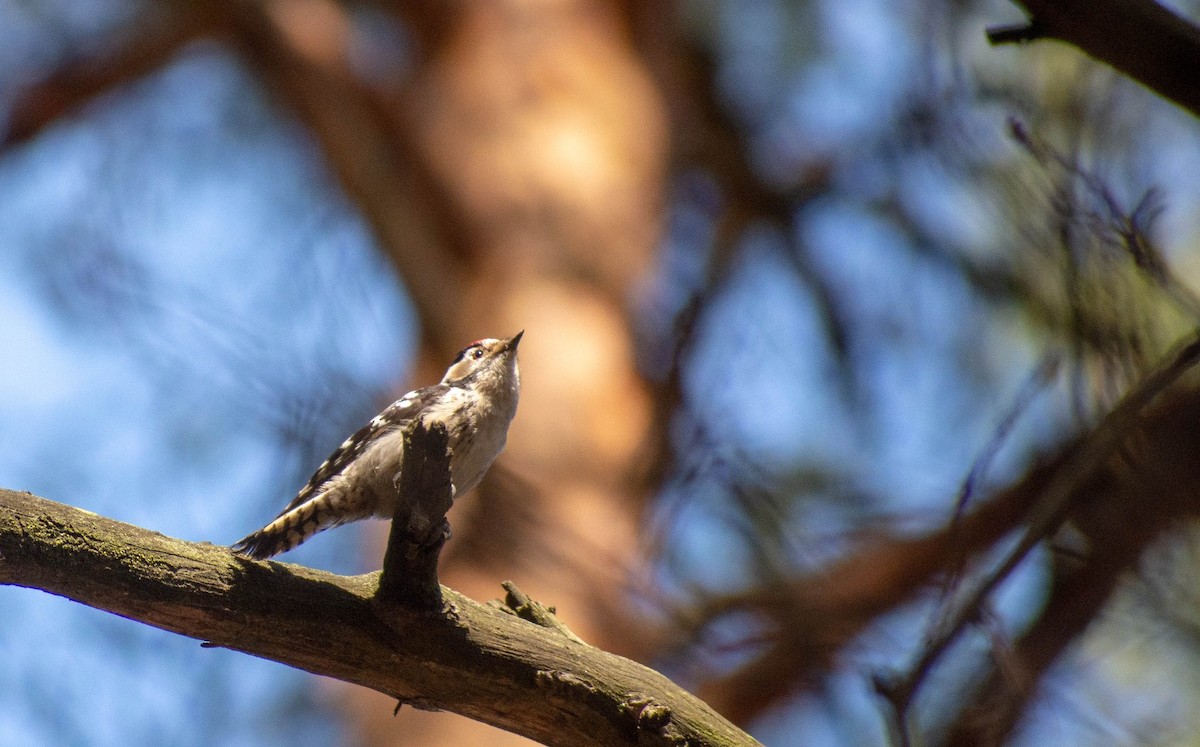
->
(376, 422), (454, 611)
(0, 488), (758, 747)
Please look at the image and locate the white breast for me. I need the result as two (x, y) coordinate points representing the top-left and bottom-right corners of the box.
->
(360, 366), (519, 519)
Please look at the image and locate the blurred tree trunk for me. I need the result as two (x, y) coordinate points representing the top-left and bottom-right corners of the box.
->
(4, 2), (670, 742)
(336, 4), (668, 744)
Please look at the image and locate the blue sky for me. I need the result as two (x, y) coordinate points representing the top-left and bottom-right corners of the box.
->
(0, 33), (413, 744)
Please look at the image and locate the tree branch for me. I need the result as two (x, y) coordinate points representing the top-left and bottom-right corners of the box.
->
(990, 0), (1200, 117)
(694, 337), (1200, 729)
(2, 7), (231, 148)
(0, 489), (758, 747)
(376, 421), (453, 610)
(223, 0), (467, 352)
(3, 1), (469, 354)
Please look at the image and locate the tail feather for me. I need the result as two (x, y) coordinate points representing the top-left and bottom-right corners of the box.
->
(231, 526), (297, 560)
(232, 492), (365, 560)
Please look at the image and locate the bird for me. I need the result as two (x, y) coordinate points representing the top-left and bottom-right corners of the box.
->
(233, 332), (523, 559)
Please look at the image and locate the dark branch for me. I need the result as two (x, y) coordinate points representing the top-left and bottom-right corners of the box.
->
(992, 0), (1200, 117)
(986, 22), (1045, 45)
(696, 334), (1200, 729)
(376, 421), (453, 610)
(877, 332), (1200, 722)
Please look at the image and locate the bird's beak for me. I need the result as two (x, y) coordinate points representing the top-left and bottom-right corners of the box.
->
(505, 330), (524, 351)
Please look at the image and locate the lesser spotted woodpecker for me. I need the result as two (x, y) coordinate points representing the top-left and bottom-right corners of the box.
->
(233, 331), (523, 559)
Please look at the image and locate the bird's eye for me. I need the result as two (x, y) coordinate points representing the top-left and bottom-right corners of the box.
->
(470, 348), (485, 360)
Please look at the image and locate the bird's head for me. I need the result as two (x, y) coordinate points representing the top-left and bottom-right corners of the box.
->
(440, 331), (523, 390)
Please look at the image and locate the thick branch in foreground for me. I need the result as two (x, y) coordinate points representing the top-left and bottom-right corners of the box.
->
(991, 0), (1200, 117)
(0, 490), (757, 747)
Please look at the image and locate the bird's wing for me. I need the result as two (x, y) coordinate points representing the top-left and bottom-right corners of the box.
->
(276, 385), (451, 515)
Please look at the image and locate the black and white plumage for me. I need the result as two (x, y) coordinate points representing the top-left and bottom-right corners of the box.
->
(233, 332), (523, 559)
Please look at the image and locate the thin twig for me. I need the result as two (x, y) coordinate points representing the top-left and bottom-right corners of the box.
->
(877, 330), (1200, 718)
(933, 351), (1060, 648)
(950, 352), (1061, 524)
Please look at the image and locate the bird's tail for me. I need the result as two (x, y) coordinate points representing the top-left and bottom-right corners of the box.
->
(232, 491), (365, 560)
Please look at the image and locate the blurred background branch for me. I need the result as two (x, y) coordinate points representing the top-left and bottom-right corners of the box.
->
(991, 0), (1200, 117)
